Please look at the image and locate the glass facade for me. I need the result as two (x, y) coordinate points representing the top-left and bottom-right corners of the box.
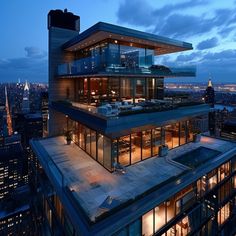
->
(58, 38), (196, 77)
(69, 119), (194, 171)
(58, 40), (156, 76)
(113, 160), (236, 236)
(76, 41), (154, 70)
(74, 77), (164, 106)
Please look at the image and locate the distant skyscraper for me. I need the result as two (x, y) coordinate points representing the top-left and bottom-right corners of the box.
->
(41, 91), (49, 137)
(22, 81), (30, 114)
(0, 140), (25, 200)
(4, 87), (13, 136)
(205, 79), (215, 107)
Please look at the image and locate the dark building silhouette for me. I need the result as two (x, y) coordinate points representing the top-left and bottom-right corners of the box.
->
(48, 9), (80, 31)
(14, 113), (43, 148)
(0, 185), (34, 235)
(205, 79), (215, 107)
(209, 107), (230, 137)
(0, 140), (25, 200)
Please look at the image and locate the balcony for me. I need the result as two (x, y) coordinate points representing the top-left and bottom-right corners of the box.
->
(52, 101), (210, 138)
(57, 57), (195, 78)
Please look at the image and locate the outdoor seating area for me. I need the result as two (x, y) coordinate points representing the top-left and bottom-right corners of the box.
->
(73, 99), (176, 117)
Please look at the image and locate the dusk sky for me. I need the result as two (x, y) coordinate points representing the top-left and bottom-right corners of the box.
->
(0, 0), (236, 83)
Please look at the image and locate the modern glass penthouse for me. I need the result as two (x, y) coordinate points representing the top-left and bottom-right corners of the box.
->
(30, 9), (236, 236)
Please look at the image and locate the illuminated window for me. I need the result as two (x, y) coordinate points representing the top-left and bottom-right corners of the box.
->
(217, 202), (230, 225)
(142, 210), (154, 236)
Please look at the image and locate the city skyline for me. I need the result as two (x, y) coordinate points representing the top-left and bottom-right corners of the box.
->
(0, 0), (236, 83)
(1, 5), (236, 235)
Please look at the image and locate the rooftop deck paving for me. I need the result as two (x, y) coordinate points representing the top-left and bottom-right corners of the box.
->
(32, 135), (236, 221)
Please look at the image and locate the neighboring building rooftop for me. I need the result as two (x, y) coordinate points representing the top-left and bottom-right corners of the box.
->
(31, 135), (236, 224)
(63, 22), (193, 55)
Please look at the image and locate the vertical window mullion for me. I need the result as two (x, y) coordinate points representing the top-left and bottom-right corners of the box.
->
(129, 134), (131, 165)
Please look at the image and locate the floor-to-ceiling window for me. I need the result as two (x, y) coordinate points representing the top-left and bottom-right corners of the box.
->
(90, 78), (108, 105)
(85, 127), (91, 154)
(108, 77), (120, 102)
(118, 135), (131, 166)
(147, 78), (156, 100)
(91, 130), (96, 159)
(70, 119), (112, 171)
(135, 78), (146, 103)
(97, 134), (104, 164)
(104, 136), (112, 170)
(180, 121), (187, 145)
(70, 119), (195, 171)
(142, 130), (152, 159)
(187, 120), (193, 142)
(156, 79), (164, 100)
(152, 127), (162, 156)
(165, 123), (180, 149)
(120, 78), (133, 102)
(131, 132), (141, 164)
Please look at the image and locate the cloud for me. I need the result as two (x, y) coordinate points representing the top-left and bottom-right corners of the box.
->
(213, 9), (234, 26)
(117, 0), (236, 40)
(156, 14), (214, 38)
(197, 37), (218, 50)
(152, 0), (208, 21)
(203, 49), (236, 60)
(218, 26), (235, 37)
(159, 49), (236, 82)
(176, 52), (203, 63)
(25, 46), (47, 59)
(117, 0), (154, 27)
(197, 51), (236, 81)
(117, 0), (208, 28)
(0, 48), (47, 82)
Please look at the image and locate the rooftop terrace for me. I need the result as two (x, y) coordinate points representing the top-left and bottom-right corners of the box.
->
(52, 101), (210, 138)
(31, 135), (236, 223)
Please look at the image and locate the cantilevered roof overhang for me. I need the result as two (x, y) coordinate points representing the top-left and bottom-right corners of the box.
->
(62, 22), (193, 55)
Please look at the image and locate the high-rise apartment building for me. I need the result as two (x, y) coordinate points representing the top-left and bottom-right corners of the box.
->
(0, 139), (24, 200)
(30, 9), (236, 236)
(0, 185), (34, 235)
(41, 91), (49, 137)
(22, 81), (30, 114)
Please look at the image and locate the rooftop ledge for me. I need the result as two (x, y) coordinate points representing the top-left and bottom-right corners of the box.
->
(31, 135), (236, 224)
(62, 22), (193, 55)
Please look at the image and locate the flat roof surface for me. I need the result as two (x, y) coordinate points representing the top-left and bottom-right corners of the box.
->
(32, 135), (236, 222)
(63, 22), (193, 55)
